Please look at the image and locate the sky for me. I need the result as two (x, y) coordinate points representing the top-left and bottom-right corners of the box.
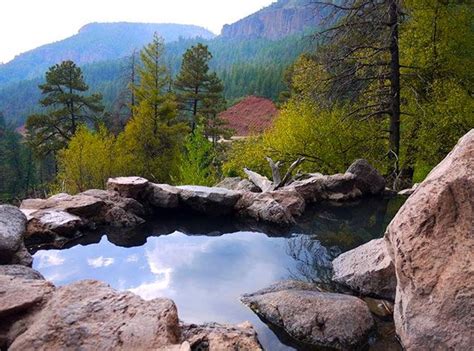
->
(0, 0), (275, 63)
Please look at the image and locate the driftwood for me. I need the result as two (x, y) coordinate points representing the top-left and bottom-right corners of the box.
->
(245, 157), (306, 192)
(244, 168), (275, 192)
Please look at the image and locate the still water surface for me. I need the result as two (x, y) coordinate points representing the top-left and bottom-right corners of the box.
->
(33, 197), (404, 350)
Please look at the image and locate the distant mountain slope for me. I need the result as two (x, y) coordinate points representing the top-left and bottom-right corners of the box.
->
(221, 0), (323, 40)
(0, 34), (315, 127)
(0, 22), (215, 85)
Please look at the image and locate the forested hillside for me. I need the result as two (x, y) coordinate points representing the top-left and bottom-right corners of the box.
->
(0, 34), (314, 126)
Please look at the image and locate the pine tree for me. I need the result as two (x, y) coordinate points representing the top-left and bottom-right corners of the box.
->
(118, 34), (188, 182)
(174, 43), (214, 131)
(26, 60), (104, 158)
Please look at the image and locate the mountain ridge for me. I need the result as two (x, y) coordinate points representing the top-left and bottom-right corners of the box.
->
(0, 22), (215, 85)
(221, 0), (323, 40)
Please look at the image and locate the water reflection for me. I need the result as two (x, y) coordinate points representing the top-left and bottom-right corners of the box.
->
(32, 196), (405, 351)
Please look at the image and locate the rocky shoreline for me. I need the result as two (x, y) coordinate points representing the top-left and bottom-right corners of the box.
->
(19, 159), (387, 247)
(1, 130), (472, 350)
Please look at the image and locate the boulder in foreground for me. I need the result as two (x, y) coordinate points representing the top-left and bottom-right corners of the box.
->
(0, 205), (28, 264)
(241, 281), (374, 350)
(332, 238), (396, 301)
(8, 280), (181, 351)
(181, 322), (262, 350)
(385, 130), (474, 350)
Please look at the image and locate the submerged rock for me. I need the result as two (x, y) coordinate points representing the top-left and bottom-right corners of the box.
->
(347, 159), (386, 195)
(241, 281), (374, 349)
(8, 280), (181, 351)
(0, 205), (27, 264)
(385, 130), (474, 350)
(332, 238), (396, 301)
(181, 322), (262, 350)
(177, 185), (242, 215)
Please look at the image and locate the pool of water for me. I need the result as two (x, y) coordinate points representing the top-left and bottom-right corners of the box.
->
(32, 196), (405, 350)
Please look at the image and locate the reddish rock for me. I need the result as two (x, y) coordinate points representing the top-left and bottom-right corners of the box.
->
(385, 130), (474, 350)
(9, 280), (181, 351)
(181, 322), (262, 350)
(107, 176), (149, 199)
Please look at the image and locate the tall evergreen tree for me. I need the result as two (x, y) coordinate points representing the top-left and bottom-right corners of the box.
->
(26, 60), (104, 157)
(118, 34), (188, 182)
(174, 44), (214, 131)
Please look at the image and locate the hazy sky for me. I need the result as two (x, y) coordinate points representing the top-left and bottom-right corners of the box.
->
(0, 0), (275, 63)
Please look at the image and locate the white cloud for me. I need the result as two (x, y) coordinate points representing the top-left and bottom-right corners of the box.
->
(125, 254), (139, 263)
(87, 256), (115, 268)
(35, 251), (65, 268)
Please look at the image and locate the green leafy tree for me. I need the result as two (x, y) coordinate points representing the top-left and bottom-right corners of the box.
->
(26, 60), (104, 158)
(55, 125), (118, 193)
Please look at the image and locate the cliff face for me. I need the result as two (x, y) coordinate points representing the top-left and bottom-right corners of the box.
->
(221, 0), (322, 40)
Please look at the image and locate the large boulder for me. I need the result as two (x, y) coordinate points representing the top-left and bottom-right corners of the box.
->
(347, 159), (386, 195)
(181, 322), (262, 350)
(288, 173), (362, 203)
(385, 130), (474, 350)
(216, 177), (261, 193)
(0, 205), (28, 264)
(236, 190), (305, 225)
(177, 186), (242, 215)
(8, 280), (181, 351)
(332, 238), (396, 301)
(241, 281), (374, 349)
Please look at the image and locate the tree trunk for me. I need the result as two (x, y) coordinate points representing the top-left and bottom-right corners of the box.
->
(388, 0), (401, 173)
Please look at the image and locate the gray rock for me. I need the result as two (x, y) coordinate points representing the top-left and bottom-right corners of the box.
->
(10, 242), (33, 267)
(81, 189), (146, 227)
(0, 265), (45, 280)
(288, 173), (362, 203)
(177, 185), (242, 215)
(0, 205), (27, 264)
(23, 209), (85, 240)
(241, 281), (374, 349)
(385, 130), (474, 350)
(347, 159), (386, 195)
(148, 183), (180, 208)
(332, 238), (396, 300)
(21, 193), (105, 218)
(216, 177), (261, 192)
(236, 190), (305, 225)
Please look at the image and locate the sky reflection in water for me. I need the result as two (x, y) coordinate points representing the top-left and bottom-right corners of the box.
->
(33, 198), (404, 350)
